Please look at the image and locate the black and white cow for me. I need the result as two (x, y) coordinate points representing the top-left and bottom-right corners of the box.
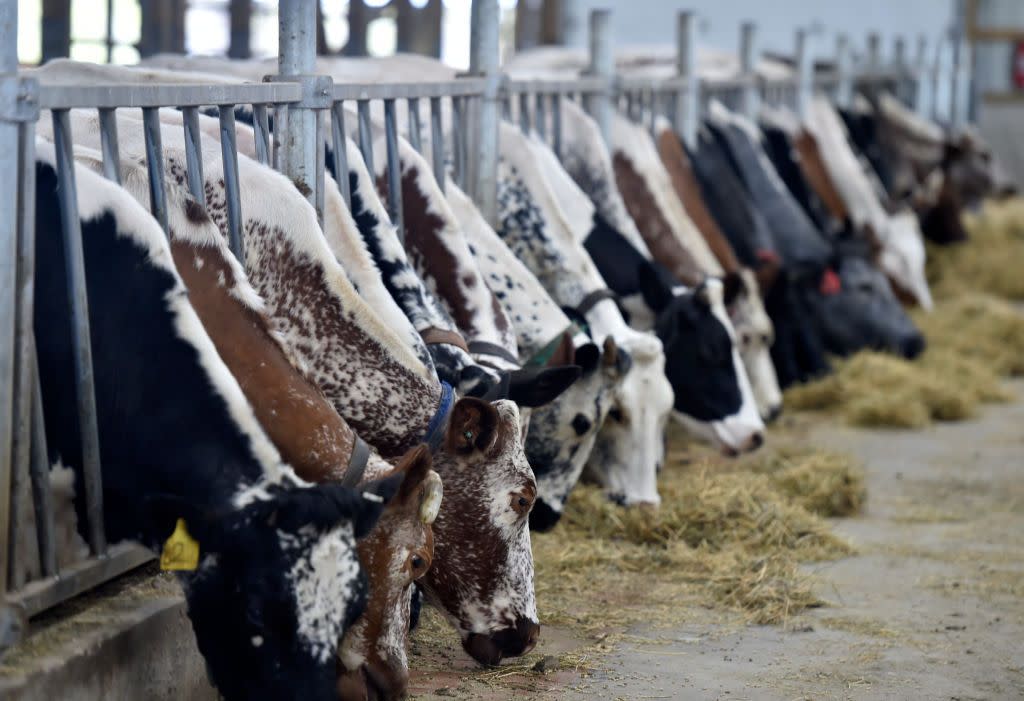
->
(33, 138), (392, 701)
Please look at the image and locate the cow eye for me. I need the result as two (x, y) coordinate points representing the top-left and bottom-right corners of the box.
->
(510, 491), (534, 516)
(410, 554), (427, 575)
(608, 407), (624, 422)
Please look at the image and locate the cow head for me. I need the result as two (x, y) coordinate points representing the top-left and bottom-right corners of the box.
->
(585, 331), (673, 505)
(422, 398), (539, 666)
(338, 445), (442, 701)
(638, 270), (765, 455)
(810, 256), (925, 360)
(875, 210), (934, 311)
(730, 269), (783, 422)
(163, 479), (397, 701)
(526, 340), (625, 531)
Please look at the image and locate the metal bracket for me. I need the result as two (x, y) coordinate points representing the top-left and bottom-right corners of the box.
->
(0, 75), (40, 123)
(263, 73), (334, 110)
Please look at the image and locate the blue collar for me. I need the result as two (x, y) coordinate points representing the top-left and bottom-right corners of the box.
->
(423, 381), (455, 452)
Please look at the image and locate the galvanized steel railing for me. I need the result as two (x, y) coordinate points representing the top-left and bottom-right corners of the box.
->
(0, 0), (961, 647)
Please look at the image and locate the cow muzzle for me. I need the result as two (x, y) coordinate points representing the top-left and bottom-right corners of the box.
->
(463, 618), (540, 666)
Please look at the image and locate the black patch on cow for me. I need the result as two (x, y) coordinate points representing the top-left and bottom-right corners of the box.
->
(570, 413), (592, 437)
(184, 197), (210, 224)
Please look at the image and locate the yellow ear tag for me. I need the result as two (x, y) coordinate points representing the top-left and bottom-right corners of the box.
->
(160, 518), (200, 571)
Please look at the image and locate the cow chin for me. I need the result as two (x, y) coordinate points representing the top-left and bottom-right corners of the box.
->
(463, 618), (540, 666)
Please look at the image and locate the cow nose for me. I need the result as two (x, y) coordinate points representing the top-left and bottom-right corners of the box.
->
(766, 405), (782, 423)
(744, 432), (764, 452)
(528, 498), (562, 533)
(900, 332), (926, 359)
(363, 660), (408, 701)
(463, 618), (541, 666)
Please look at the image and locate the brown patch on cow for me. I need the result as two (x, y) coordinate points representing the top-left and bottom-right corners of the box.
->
(919, 176), (968, 245)
(546, 331), (575, 368)
(169, 237), (356, 481)
(656, 129), (742, 275)
(794, 130), (850, 222)
(184, 198), (210, 225)
(390, 167), (513, 340)
(612, 152), (703, 286)
(292, 177), (312, 197)
(445, 398), (502, 456)
(420, 326), (470, 353)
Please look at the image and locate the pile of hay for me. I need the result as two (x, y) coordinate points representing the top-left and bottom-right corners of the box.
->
(786, 295), (1022, 428)
(530, 444), (861, 629)
(928, 198), (1024, 300)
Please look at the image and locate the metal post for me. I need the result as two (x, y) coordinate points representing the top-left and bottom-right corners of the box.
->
(586, 9), (613, 147)
(469, 0), (499, 224)
(739, 22), (758, 119)
(329, 102), (351, 208)
(141, 107), (169, 235)
(357, 99), (374, 177)
(451, 96), (465, 189)
(535, 91), (547, 142)
(794, 28), (812, 120)
(836, 34), (852, 108)
(893, 36), (908, 104)
(551, 93), (562, 159)
(0, 0), (22, 589)
(97, 109), (121, 184)
(252, 104), (271, 166)
(181, 106), (206, 206)
(518, 91), (531, 135)
(675, 11), (698, 148)
(950, 33), (965, 130)
(218, 109), (246, 263)
(407, 97), (422, 153)
(867, 32), (881, 72)
(429, 96), (445, 193)
(105, 0), (115, 63)
(383, 99), (404, 243)
(914, 36), (929, 116)
(51, 109), (107, 558)
(278, 0), (318, 207)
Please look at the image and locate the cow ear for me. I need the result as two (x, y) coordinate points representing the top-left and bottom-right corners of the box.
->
(721, 272), (744, 306)
(445, 397), (501, 456)
(573, 342), (600, 375)
(394, 444), (433, 502)
(506, 365), (582, 407)
(638, 261), (674, 312)
(602, 337), (632, 378)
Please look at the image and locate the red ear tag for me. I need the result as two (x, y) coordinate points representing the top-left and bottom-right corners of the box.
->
(820, 269), (842, 296)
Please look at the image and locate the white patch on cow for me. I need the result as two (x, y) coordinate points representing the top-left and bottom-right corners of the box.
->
(731, 269), (782, 421)
(282, 522), (362, 664)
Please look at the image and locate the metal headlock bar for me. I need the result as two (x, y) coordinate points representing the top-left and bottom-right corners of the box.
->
(0, 0), (964, 647)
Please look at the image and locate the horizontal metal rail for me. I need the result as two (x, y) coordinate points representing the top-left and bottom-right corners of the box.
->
(331, 79), (486, 101)
(37, 82), (302, 110)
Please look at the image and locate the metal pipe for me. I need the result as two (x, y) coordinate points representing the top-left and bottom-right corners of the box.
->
(950, 32), (965, 130)
(739, 22), (759, 119)
(330, 102), (351, 209)
(252, 104), (271, 166)
(675, 11), (698, 148)
(407, 97), (422, 153)
(97, 109), (121, 185)
(535, 91), (547, 142)
(29, 341), (57, 577)
(0, 0), (20, 591)
(429, 96), (445, 193)
(272, 103), (287, 170)
(518, 91), (531, 135)
(794, 28), (812, 120)
(587, 9), (613, 146)
(277, 0), (317, 204)
(835, 34), (852, 108)
(141, 107), (169, 235)
(867, 32), (881, 71)
(314, 108), (325, 226)
(451, 96), (465, 190)
(469, 0), (499, 223)
(914, 36), (929, 117)
(181, 106), (206, 207)
(893, 36), (908, 104)
(105, 0), (115, 63)
(51, 109), (107, 558)
(383, 99), (405, 243)
(218, 108), (246, 264)
(357, 99), (374, 178)
(551, 93), (562, 159)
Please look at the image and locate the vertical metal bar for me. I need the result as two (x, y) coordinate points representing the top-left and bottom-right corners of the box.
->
(469, 0), (499, 223)
(181, 106), (206, 207)
(429, 96), (445, 193)
(383, 99), (405, 243)
(357, 99), (375, 178)
(8, 122), (37, 591)
(739, 22), (759, 119)
(272, 103), (287, 170)
(105, 0), (115, 63)
(407, 97), (422, 154)
(218, 109), (246, 264)
(914, 36), (929, 117)
(586, 9), (613, 146)
(502, 93), (512, 122)
(29, 342), (57, 577)
(277, 0), (317, 203)
(518, 91), (530, 135)
(950, 29), (965, 130)
(893, 37), (907, 104)
(314, 108), (325, 226)
(534, 91), (547, 142)
(51, 109), (107, 558)
(97, 108), (121, 185)
(252, 104), (271, 166)
(794, 28), (812, 120)
(835, 34), (853, 108)
(625, 90), (635, 122)
(330, 101), (351, 209)
(647, 88), (657, 136)
(930, 39), (942, 121)
(676, 11), (698, 148)
(141, 107), (169, 235)
(552, 92), (562, 159)
(0, 0), (20, 591)
(451, 96), (465, 189)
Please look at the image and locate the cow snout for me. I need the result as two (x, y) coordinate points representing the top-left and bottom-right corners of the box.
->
(529, 498), (562, 533)
(899, 332), (926, 360)
(765, 405), (782, 423)
(463, 618), (541, 666)
(744, 432), (764, 452)
(364, 660), (408, 701)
